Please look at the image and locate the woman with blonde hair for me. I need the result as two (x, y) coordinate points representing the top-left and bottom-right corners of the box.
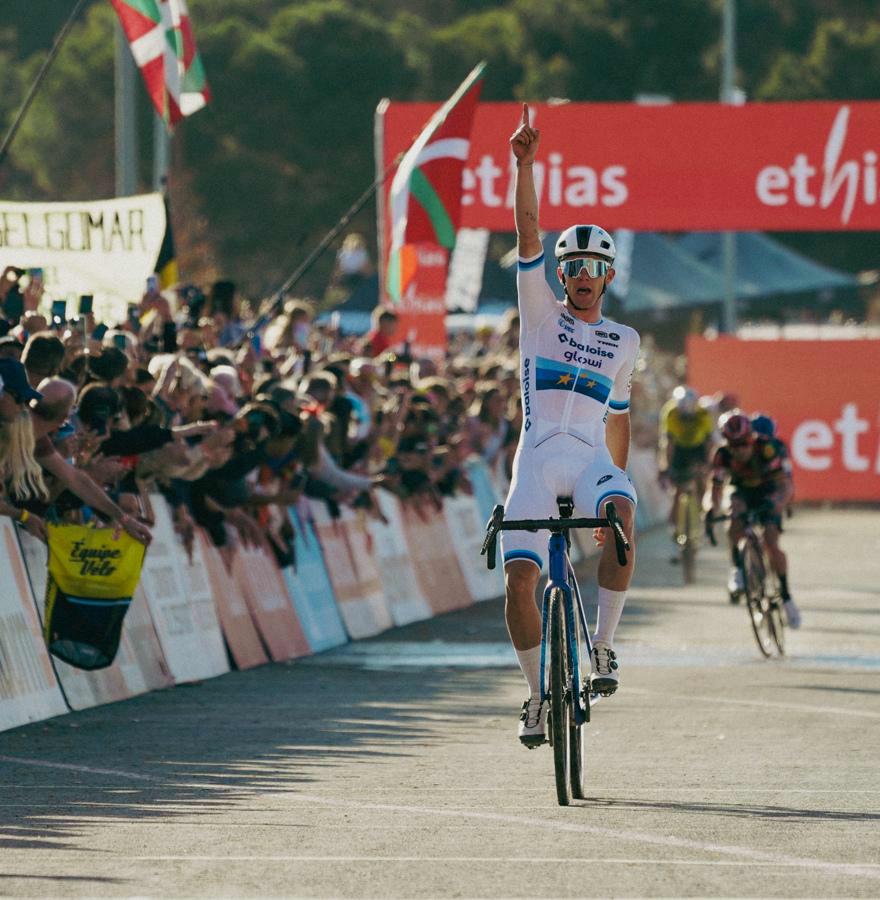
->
(0, 359), (48, 539)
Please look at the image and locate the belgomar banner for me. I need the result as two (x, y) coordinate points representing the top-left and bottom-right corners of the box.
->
(0, 193), (166, 322)
(379, 101), (880, 232)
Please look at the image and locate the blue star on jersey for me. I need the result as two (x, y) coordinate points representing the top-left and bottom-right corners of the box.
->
(535, 356), (612, 404)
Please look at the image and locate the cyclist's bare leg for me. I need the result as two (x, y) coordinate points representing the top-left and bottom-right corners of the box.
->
(592, 498), (636, 652)
(597, 498), (636, 591)
(762, 523), (786, 575)
(727, 495), (747, 565)
(505, 559), (544, 703)
(504, 559), (542, 650)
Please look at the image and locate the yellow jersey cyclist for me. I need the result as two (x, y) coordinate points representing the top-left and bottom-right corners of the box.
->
(709, 412), (801, 628)
(658, 386), (714, 532)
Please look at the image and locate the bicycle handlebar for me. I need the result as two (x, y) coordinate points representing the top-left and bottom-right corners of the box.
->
(480, 502), (631, 570)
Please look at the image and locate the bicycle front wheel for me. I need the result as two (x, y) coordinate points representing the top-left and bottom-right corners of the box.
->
(742, 538), (773, 657)
(768, 596), (786, 656)
(548, 588), (572, 806)
(569, 595), (586, 800)
(680, 492), (697, 584)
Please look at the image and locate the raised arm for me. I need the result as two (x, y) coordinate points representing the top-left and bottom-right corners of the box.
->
(510, 103), (542, 259)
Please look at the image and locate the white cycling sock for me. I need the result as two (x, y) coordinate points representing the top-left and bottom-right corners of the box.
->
(514, 644), (543, 697)
(593, 587), (627, 646)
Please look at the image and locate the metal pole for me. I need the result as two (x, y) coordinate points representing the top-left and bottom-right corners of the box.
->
(115, 20), (138, 197)
(720, 0), (738, 334)
(153, 112), (171, 192)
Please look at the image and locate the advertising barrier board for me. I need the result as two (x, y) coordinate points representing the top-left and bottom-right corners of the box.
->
(282, 504), (347, 653)
(308, 500), (392, 639)
(232, 544), (311, 662)
(688, 337), (880, 501)
(400, 503), (473, 615)
(367, 490), (433, 625)
(0, 521), (67, 729)
(139, 496), (229, 682)
(199, 533), (268, 670)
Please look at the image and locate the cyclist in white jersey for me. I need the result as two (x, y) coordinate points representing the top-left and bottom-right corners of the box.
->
(506, 104), (639, 747)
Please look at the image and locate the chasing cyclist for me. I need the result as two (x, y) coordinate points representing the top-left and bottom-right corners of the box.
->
(708, 412), (801, 628)
(658, 385), (714, 551)
(507, 105), (639, 747)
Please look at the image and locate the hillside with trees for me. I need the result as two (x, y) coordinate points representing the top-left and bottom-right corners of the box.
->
(2, 0), (878, 297)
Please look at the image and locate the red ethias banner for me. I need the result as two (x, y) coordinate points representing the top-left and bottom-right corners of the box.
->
(396, 244), (448, 360)
(687, 337), (880, 501)
(379, 102), (880, 231)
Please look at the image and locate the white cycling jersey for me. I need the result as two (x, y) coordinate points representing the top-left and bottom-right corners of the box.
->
(516, 251), (640, 448)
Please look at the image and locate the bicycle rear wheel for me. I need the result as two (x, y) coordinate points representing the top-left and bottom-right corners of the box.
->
(742, 538), (773, 657)
(548, 588), (572, 806)
(675, 493), (696, 584)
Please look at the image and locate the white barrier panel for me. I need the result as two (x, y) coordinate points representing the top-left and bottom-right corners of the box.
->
(17, 530), (167, 710)
(0, 521), (67, 730)
(442, 491), (504, 602)
(282, 503), (347, 653)
(309, 500), (392, 639)
(368, 490), (433, 625)
(138, 496), (229, 683)
(232, 543), (311, 661)
(179, 522), (232, 676)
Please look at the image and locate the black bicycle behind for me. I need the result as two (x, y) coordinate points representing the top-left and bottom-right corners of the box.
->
(706, 510), (785, 657)
(481, 498), (630, 805)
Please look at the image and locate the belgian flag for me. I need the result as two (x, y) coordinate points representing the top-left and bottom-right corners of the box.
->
(155, 193), (179, 289)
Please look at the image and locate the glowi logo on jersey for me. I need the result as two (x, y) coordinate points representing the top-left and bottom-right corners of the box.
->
(522, 358), (532, 431)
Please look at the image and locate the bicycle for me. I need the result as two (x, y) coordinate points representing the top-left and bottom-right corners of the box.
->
(481, 497), (630, 806)
(706, 510), (785, 657)
(669, 471), (704, 584)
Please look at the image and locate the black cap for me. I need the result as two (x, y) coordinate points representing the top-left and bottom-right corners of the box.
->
(0, 358), (42, 402)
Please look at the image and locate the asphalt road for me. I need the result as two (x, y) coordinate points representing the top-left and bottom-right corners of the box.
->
(1, 508), (878, 898)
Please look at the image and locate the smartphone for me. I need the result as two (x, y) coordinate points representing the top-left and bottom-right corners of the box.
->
(51, 299), (67, 324)
(91, 323), (109, 341)
(114, 333), (128, 351)
(162, 320), (177, 353)
(78, 294), (93, 315)
(127, 304), (141, 332)
(146, 275), (159, 293)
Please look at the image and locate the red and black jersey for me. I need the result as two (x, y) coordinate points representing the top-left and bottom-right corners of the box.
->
(712, 435), (786, 490)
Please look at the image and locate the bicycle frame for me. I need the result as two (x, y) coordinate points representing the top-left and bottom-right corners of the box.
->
(538, 530), (592, 725)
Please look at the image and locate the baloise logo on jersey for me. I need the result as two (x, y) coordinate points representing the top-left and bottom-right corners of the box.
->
(522, 357), (532, 431)
(557, 333), (615, 368)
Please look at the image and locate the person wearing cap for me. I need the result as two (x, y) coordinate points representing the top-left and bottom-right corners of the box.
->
(504, 104), (641, 748)
(22, 377), (152, 546)
(0, 358), (48, 539)
(0, 335), (23, 360)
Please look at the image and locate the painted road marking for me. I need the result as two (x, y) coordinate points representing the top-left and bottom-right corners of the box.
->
(627, 688), (880, 719)
(270, 793), (880, 881)
(304, 640), (880, 673)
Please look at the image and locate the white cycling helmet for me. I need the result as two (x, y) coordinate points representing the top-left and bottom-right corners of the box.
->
(554, 224), (616, 262)
(673, 385), (699, 415)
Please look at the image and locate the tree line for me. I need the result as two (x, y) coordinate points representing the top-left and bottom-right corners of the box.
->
(1, 0), (878, 297)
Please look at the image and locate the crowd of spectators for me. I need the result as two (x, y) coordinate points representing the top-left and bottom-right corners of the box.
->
(0, 265), (543, 569)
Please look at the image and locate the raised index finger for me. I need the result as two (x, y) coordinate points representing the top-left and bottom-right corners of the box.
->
(521, 103), (530, 127)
